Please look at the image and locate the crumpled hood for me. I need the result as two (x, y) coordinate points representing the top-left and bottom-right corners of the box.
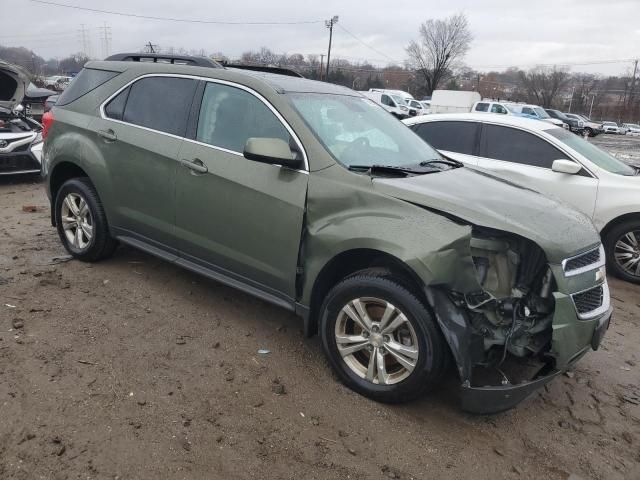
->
(0, 60), (29, 110)
(373, 167), (600, 263)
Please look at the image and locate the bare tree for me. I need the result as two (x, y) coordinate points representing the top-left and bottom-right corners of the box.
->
(406, 13), (472, 95)
(518, 67), (570, 107)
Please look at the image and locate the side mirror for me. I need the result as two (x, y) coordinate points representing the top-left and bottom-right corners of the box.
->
(243, 137), (302, 170)
(552, 159), (582, 175)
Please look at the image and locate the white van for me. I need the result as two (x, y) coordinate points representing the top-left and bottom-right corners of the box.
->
(361, 90), (409, 118)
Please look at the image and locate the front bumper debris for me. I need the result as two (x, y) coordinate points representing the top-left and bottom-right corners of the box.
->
(460, 308), (612, 414)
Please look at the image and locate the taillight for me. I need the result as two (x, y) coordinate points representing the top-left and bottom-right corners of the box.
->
(42, 110), (54, 140)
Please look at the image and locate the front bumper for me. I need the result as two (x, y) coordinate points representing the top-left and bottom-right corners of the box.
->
(0, 147), (42, 175)
(460, 307), (612, 414)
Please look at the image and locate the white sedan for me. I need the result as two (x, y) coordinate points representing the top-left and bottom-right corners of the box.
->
(404, 113), (640, 283)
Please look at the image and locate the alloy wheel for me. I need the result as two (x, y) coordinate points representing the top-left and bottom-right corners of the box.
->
(335, 297), (419, 385)
(60, 192), (94, 250)
(613, 230), (640, 278)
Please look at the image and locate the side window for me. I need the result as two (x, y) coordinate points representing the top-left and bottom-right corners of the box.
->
(474, 102), (489, 112)
(381, 94), (393, 107)
(122, 77), (198, 136)
(104, 86), (130, 120)
(481, 125), (568, 168)
(196, 82), (291, 153)
(491, 104), (507, 114)
(415, 121), (479, 155)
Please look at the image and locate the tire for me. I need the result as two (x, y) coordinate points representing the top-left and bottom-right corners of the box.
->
(319, 272), (449, 403)
(54, 177), (118, 262)
(585, 127), (593, 137)
(604, 220), (640, 284)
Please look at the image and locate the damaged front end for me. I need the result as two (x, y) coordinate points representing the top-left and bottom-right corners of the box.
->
(425, 227), (611, 414)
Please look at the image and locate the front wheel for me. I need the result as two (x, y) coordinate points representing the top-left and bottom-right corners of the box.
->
(54, 177), (118, 262)
(604, 221), (640, 284)
(319, 272), (449, 403)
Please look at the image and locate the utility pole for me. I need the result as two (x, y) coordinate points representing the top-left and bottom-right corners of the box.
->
(78, 24), (91, 58)
(589, 94), (595, 118)
(568, 86), (575, 113)
(319, 54), (324, 81)
(99, 22), (112, 59)
(145, 42), (158, 54)
(324, 15), (339, 82)
(629, 59), (638, 109)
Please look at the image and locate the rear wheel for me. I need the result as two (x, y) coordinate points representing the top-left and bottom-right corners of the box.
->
(54, 177), (117, 262)
(604, 220), (640, 284)
(319, 272), (449, 403)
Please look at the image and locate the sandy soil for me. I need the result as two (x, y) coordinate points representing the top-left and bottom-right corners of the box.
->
(1, 149), (639, 479)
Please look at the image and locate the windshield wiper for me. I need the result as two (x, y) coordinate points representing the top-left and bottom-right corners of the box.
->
(348, 164), (439, 176)
(419, 158), (464, 169)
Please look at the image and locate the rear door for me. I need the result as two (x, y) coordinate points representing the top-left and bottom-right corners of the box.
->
(476, 124), (598, 217)
(92, 75), (198, 251)
(412, 120), (481, 165)
(175, 80), (308, 299)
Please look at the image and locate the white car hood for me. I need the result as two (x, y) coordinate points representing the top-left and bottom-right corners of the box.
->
(0, 60), (29, 109)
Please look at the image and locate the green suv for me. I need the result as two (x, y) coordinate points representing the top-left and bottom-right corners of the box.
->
(42, 55), (612, 413)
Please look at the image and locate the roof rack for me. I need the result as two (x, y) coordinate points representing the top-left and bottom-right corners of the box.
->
(218, 61), (304, 78)
(104, 53), (222, 68)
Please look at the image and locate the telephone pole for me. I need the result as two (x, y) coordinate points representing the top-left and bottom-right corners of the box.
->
(319, 54), (324, 81)
(144, 41), (158, 53)
(324, 15), (338, 82)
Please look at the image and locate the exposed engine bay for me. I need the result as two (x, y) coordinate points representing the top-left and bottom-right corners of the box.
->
(455, 227), (557, 385)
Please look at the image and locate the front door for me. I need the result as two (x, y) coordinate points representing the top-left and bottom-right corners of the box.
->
(175, 81), (308, 299)
(476, 123), (598, 217)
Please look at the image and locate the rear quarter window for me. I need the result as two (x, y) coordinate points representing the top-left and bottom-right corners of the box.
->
(56, 68), (120, 106)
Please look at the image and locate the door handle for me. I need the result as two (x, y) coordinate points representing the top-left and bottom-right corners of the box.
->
(181, 158), (208, 174)
(97, 129), (117, 142)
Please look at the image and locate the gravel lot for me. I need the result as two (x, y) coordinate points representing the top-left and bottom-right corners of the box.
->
(1, 134), (639, 480)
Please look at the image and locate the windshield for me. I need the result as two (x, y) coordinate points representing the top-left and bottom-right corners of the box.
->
(392, 95), (406, 105)
(548, 128), (636, 176)
(533, 107), (550, 119)
(603, 121), (616, 126)
(505, 104), (519, 113)
(288, 93), (444, 169)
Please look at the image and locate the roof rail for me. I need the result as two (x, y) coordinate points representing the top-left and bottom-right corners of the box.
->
(218, 61), (304, 78)
(104, 53), (222, 68)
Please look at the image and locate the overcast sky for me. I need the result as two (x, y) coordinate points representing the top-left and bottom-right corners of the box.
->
(4, 0), (640, 75)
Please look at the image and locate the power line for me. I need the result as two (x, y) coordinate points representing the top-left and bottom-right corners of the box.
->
(336, 24), (401, 65)
(28, 0), (323, 25)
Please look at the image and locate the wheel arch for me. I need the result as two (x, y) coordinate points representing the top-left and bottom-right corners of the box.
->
(600, 212), (640, 242)
(305, 248), (429, 337)
(48, 160), (91, 226)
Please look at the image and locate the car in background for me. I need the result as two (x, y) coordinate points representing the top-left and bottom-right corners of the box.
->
(622, 123), (640, 135)
(602, 121), (620, 134)
(420, 100), (431, 114)
(361, 90), (409, 118)
(0, 60), (44, 175)
(564, 113), (603, 137)
(44, 75), (72, 91)
(546, 108), (584, 134)
(23, 84), (57, 121)
(507, 104), (567, 129)
(405, 113), (640, 284)
(472, 100), (512, 115)
(406, 98), (426, 116)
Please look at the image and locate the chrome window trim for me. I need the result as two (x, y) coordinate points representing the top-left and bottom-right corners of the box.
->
(571, 280), (610, 320)
(98, 73), (309, 173)
(562, 244), (605, 277)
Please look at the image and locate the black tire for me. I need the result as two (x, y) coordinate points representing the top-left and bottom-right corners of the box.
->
(319, 272), (449, 403)
(585, 127), (593, 137)
(54, 177), (117, 262)
(603, 220), (640, 284)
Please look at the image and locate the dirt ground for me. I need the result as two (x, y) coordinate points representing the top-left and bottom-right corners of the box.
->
(1, 136), (639, 480)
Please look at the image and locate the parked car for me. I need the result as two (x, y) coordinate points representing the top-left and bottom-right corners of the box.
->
(622, 123), (640, 135)
(0, 60), (44, 175)
(405, 113), (640, 284)
(361, 90), (409, 118)
(42, 56), (611, 413)
(602, 121), (620, 134)
(23, 84), (57, 121)
(545, 108), (584, 134)
(471, 100), (512, 115)
(44, 75), (72, 91)
(419, 100), (431, 114)
(506, 104), (567, 129)
(406, 98), (426, 116)
(564, 113), (603, 137)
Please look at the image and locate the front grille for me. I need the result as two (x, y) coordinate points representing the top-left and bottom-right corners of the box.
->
(573, 285), (604, 315)
(563, 245), (604, 276)
(0, 154), (40, 173)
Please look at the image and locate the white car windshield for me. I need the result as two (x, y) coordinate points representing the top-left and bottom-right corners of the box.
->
(548, 129), (636, 176)
(288, 93), (445, 169)
(392, 95), (407, 105)
(533, 107), (550, 119)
